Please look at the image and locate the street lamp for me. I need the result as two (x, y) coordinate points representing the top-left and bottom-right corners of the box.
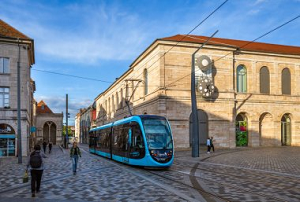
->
(191, 30), (218, 157)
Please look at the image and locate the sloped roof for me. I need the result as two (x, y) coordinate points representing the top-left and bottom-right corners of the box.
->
(0, 19), (31, 39)
(36, 100), (53, 114)
(161, 34), (300, 56)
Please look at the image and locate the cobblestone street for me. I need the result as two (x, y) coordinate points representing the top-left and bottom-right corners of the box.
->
(0, 145), (300, 202)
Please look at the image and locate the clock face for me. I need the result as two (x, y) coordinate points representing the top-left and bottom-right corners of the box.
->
(196, 55), (211, 72)
(198, 76), (214, 98)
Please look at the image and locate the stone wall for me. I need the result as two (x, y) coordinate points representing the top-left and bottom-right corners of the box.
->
(94, 40), (300, 148)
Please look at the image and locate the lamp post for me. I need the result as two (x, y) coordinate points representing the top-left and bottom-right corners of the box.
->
(191, 30), (218, 157)
(17, 39), (22, 163)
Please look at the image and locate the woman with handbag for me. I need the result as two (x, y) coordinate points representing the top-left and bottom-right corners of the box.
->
(26, 144), (47, 197)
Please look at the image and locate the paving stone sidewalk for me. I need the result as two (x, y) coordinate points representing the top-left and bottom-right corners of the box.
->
(0, 146), (188, 202)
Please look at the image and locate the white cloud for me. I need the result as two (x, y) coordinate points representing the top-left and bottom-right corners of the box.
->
(1, 2), (151, 65)
(35, 95), (92, 125)
(254, 0), (268, 5)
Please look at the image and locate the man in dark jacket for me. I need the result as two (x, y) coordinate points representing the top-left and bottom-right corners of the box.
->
(48, 142), (53, 154)
(26, 144), (47, 197)
(42, 141), (47, 153)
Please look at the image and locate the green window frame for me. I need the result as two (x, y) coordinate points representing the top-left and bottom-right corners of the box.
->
(237, 65), (247, 93)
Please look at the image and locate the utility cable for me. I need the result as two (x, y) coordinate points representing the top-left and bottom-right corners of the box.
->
(31, 1), (229, 87)
(32, 68), (113, 83)
(127, 0), (229, 81)
(164, 14), (300, 89)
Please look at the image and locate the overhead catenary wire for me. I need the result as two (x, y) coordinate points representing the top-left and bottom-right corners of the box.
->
(92, 0), (230, 99)
(32, 68), (113, 83)
(164, 14), (300, 89)
(31, 0), (229, 87)
(127, 0), (230, 81)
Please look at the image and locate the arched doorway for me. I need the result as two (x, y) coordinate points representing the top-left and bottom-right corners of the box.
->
(189, 109), (208, 146)
(0, 124), (16, 156)
(259, 113), (274, 146)
(236, 113), (248, 146)
(281, 114), (291, 146)
(43, 122), (57, 145)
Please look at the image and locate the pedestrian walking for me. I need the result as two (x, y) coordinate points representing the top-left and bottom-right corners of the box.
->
(42, 141), (47, 153)
(206, 137), (211, 154)
(48, 142), (53, 154)
(26, 144), (47, 197)
(70, 142), (81, 175)
(210, 137), (215, 152)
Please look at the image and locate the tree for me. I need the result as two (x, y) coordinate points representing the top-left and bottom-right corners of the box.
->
(62, 126), (73, 136)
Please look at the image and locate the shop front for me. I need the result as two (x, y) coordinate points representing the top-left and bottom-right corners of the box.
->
(0, 124), (16, 157)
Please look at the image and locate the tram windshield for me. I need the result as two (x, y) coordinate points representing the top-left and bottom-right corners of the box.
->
(142, 118), (173, 150)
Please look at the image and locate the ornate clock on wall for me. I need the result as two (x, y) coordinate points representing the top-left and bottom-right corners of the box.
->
(195, 55), (215, 98)
(198, 76), (215, 98)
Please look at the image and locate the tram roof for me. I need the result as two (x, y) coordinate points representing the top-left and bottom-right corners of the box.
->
(89, 115), (167, 132)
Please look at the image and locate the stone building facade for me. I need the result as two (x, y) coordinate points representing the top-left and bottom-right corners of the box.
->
(0, 20), (35, 156)
(94, 35), (300, 148)
(74, 112), (81, 142)
(35, 100), (63, 145)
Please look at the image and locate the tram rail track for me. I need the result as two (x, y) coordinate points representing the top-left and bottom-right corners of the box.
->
(143, 168), (229, 202)
(170, 162), (293, 202)
(173, 160), (300, 189)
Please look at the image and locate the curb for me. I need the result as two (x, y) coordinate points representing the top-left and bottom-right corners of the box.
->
(59, 145), (65, 154)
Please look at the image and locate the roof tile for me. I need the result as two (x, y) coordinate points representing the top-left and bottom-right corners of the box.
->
(0, 19), (30, 39)
(161, 34), (300, 56)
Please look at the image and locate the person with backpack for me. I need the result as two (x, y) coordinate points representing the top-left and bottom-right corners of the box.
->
(70, 142), (81, 175)
(26, 144), (47, 197)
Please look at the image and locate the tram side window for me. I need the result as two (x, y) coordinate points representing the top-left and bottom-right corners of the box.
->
(89, 132), (93, 147)
(129, 122), (145, 159)
(96, 130), (101, 149)
(103, 128), (111, 151)
(112, 124), (129, 156)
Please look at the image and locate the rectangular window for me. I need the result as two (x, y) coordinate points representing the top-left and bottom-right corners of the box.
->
(0, 58), (10, 74)
(0, 87), (10, 107)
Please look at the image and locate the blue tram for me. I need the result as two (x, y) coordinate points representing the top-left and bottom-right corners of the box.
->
(89, 115), (174, 167)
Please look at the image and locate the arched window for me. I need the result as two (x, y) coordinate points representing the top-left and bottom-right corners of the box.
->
(108, 98), (111, 114)
(120, 88), (123, 108)
(116, 92), (119, 109)
(282, 68), (291, 95)
(144, 69), (148, 95)
(112, 95), (115, 112)
(260, 66), (270, 94)
(237, 65), (247, 93)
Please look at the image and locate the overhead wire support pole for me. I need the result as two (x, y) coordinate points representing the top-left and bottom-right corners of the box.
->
(191, 30), (218, 158)
(66, 94), (69, 149)
(124, 79), (142, 116)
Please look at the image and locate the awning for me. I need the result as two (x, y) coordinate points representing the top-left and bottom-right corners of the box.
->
(0, 134), (16, 139)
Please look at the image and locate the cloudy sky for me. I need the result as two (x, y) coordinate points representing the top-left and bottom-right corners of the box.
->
(1, 0), (300, 125)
